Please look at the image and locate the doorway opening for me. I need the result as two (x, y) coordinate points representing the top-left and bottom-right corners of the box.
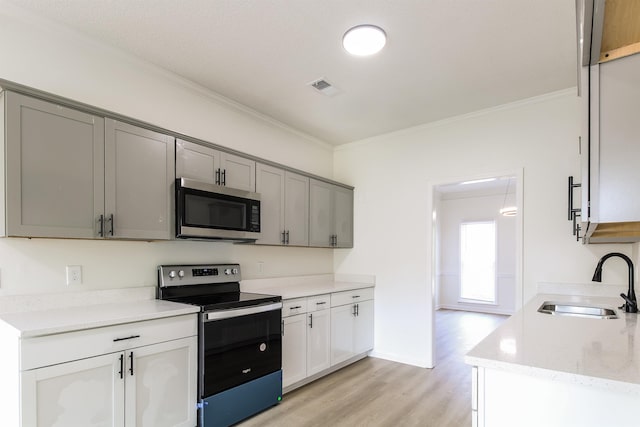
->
(430, 171), (523, 365)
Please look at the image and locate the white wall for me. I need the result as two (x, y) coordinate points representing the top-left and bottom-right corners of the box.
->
(0, 2), (335, 297)
(437, 192), (516, 315)
(333, 90), (632, 368)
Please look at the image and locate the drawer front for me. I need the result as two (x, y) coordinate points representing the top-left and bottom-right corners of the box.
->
(282, 298), (308, 317)
(331, 288), (374, 307)
(21, 314), (198, 370)
(307, 294), (331, 312)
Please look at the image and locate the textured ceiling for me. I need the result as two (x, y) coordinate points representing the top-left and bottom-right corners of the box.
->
(9, 0), (577, 145)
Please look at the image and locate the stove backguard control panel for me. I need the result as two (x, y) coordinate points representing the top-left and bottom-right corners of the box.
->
(158, 264), (241, 287)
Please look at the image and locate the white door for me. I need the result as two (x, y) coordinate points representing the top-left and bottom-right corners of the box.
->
(309, 179), (334, 247)
(21, 353), (124, 427)
(105, 119), (174, 240)
(220, 152), (256, 191)
(282, 314), (307, 388)
(124, 337), (198, 427)
(333, 186), (354, 248)
(176, 139), (221, 185)
(256, 163), (285, 245)
(284, 172), (309, 246)
(307, 309), (331, 376)
(330, 304), (356, 366)
(353, 300), (375, 355)
(5, 91), (105, 238)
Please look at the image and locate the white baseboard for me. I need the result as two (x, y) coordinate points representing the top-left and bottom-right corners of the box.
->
(438, 304), (513, 316)
(368, 350), (433, 369)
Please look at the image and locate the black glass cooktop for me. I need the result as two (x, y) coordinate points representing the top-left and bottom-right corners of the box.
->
(167, 291), (281, 311)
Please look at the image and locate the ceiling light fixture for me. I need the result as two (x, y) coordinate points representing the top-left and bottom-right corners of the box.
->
(342, 25), (387, 56)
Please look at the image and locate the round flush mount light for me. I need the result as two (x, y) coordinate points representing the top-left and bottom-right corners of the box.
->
(342, 25), (387, 56)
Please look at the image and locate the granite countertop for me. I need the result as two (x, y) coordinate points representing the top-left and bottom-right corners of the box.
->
(0, 299), (200, 338)
(465, 294), (640, 394)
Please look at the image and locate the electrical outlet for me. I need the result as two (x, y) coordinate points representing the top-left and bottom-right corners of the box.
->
(66, 265), (82, 285)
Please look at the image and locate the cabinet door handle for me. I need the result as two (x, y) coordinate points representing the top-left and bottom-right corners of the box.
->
(285, 230), (290, 245)
(281, 231), (286, 244)
(309, 313), (313, 328)
(98, 214), (104, 237)
(222, 169), (226, 186)
(352, 304), (357, 316)
(113, 334), (141, 342)
(129, 352), (134, 376)
(356, 303), (359, 316)
(352, 295), (360, 299)
(215, 168), (221, 185)
(316, 301), (326, 305)
(118, 354), (124, 379)
(289, 305), (302, 310)
(107, 213), (114, 236)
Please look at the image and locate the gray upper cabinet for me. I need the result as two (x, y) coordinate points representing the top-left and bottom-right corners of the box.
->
(309, 179), (353, 248)
(105, 119), (175, 240)
(256, 163), (309, 246)
(4, 91), (105, 238)
(333, 185), (354, 248)
(2, 92), (174, 240)
(176, 139), (255, 192)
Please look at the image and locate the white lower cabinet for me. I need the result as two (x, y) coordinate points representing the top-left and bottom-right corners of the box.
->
(12, 314), (198, 427)
(306, 296), (331, 377)
(331, 288), (374, 366)
(282, 313), (308, 388)
(282, 288), (374, 391)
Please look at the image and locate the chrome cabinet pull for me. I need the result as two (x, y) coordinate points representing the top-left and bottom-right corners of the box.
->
(352, 295), (360, 299)
(98, 214), (104, 237)
(281, 231), (286, 244)
(221, 169), (226, 186)
(356, 303), (359, 316)
(290, 305), (302, 310)
(316, 301), (326, 305)
(285, 230), (290, 245)
(215, 168), (221, 185)
(309, 313), (313, 328)
(129, 352), (134, 376)
(352, 304), (357, 316)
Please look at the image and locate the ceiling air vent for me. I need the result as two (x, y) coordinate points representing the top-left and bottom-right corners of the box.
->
(308, 78), (340, 96)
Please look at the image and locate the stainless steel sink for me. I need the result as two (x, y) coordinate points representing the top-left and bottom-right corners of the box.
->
(537, 302), (618, 319)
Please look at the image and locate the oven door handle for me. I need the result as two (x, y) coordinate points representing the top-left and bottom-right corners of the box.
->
(204, 302), (283, 321)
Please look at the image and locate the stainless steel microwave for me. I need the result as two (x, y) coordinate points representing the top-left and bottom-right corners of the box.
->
(175, 178), (261, 241)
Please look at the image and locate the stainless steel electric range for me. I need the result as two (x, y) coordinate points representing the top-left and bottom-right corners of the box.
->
(158, 263), (282, 427)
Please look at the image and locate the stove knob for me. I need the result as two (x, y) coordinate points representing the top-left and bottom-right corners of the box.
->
(178, 270), (185, 278)
(168, 270), (177, 279)
(232, 268), (238, 274)
(224, 268), (232, 275)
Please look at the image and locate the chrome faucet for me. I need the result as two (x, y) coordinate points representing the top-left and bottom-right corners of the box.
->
(592, 252), (638, 313)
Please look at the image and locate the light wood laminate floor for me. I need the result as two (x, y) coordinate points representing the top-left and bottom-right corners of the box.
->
(239, 309), (507, 427)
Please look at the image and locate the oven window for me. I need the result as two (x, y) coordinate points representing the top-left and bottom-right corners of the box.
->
(184, 193), (247, 230)
(202, 309), (282, 397)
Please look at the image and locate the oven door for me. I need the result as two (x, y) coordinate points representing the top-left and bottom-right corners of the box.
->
(201, 302), (282, 397)
(176, 177), (261, 241)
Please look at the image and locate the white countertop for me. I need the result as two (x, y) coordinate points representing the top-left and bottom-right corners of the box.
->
(465, 294), (640, 394)
(0, 299), (200, 338)
(241, 274), (375, 300)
